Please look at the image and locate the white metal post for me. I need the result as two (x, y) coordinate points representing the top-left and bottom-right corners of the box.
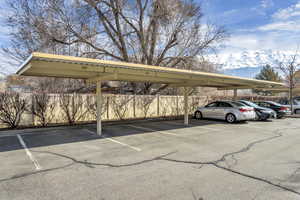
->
(233, 89), (238, 101)
(184, 87), (189, 126)
(96, 81), (102, 136)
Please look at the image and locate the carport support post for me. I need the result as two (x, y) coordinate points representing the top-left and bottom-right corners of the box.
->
(184, 87), (189, 126)
(233, 89), (238, 100)
(96, 80), (102, 136)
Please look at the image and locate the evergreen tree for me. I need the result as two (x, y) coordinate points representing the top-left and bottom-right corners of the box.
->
(254, 65), (282, 95)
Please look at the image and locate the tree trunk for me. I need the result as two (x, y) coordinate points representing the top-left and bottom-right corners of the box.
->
(290, 86), (293, 115)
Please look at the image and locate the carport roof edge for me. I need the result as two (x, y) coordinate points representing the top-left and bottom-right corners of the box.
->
(16, 52), (285, 89)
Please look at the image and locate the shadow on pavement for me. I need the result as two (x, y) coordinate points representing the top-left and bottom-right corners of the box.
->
(0, 119), (240, 153)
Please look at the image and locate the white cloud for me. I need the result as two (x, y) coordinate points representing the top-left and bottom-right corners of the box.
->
(225, 35), (259, 50)
(209, 1), (300, 67)
(272, 2), (300, 20)
(220, 30), (300, 55)
(258, 21), (300, 31)
(258, 1), (300, 32)
(261, 0), (274, 9)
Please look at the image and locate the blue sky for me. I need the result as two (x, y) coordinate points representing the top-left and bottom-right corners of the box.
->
(200, 0), (300, 54)
(201, 0), (300, 54)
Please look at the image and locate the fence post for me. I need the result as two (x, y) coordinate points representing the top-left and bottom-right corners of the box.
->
(192, 96), (194, 114)
(176, 95), (179, 116)
(31, 95), (35, 126)
(133, 94), (136, 118)
(106, 96), (109, 120)
(157, 94), (160, 116)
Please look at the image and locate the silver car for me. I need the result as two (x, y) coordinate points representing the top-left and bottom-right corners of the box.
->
(194, 101), (256, 123)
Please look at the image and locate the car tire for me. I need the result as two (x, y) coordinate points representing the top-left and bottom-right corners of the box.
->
(226, 113), (236, 123)
(295, 109), (300, 114)
(194, 111), (203, 120)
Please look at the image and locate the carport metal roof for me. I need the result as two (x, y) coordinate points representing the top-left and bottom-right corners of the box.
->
(17, 52), (284, 89)
(16, 52), (286, 135)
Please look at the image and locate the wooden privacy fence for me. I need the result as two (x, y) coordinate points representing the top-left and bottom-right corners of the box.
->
(26, 94), (208, 126)
(0, 93), (283, 129)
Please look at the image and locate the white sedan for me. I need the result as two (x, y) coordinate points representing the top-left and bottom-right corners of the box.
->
(194, 101), (256, 123)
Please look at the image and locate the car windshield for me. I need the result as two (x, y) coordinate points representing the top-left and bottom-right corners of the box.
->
(240, 101), (259, 108)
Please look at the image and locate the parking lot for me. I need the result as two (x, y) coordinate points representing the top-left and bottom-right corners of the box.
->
(1, 118), (300, 200)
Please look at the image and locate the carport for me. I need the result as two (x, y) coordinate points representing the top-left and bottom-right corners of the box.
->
(16, 52), (285, 135)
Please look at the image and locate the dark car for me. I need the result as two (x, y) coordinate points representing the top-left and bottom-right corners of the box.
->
(254, 101), (291, 119)
(238, 100), (275, 120)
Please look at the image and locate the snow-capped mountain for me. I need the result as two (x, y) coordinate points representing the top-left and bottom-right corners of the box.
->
(207, 50), (298, 78)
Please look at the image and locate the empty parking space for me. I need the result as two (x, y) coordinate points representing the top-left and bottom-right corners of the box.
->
(0, 136), (37, 180)
(1, 118), (300, 200)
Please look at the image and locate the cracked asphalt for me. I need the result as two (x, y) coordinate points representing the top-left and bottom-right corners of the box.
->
(1, 118), (300, 200)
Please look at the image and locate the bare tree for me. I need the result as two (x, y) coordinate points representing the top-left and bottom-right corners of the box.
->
(0, 93), (27, 128)
(59, 93), (89, 124)
(3, 0), (227, 94)
(111, 95), (130, 120)
(86, 95), (108, 120)
(28, 77), (87, 94)
(31, 93), (56, 126)
(138, 95), (156, 118)
(277, 53), (300, 114)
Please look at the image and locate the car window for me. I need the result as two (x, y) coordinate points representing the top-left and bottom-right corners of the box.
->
(218, 102), (232, 107)
(257, 102), (267, 107)
(240, 101), (258, 108)
(229, 102), (245, 107)
(205, 102), (218, 108)
(262, 102), (270, 107)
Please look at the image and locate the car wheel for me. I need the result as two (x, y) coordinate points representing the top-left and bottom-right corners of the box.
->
(295, 109), (300, 114)
(194, 111), (202, 120)
(226, 113), (236, 123)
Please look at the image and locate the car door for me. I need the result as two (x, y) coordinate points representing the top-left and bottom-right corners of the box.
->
(215, 102), (232, 119)
(202, 102), (219, 118)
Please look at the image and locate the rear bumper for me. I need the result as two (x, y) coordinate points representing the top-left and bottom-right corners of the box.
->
(236, 112), (256, 121)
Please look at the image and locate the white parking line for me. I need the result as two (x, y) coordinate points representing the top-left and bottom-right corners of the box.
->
(16, 134), (42, 170)
(164, 121), (220, 132)
(84, 129), (98, 135)
(127, 125), (184, 137)
(84, 129), (141, 152)
(104, 137), (141, 152)
(238, 124), (266, 130)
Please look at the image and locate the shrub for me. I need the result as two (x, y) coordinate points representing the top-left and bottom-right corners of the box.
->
(31, 93), (56, 126)
(0, 93), (27, 128)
